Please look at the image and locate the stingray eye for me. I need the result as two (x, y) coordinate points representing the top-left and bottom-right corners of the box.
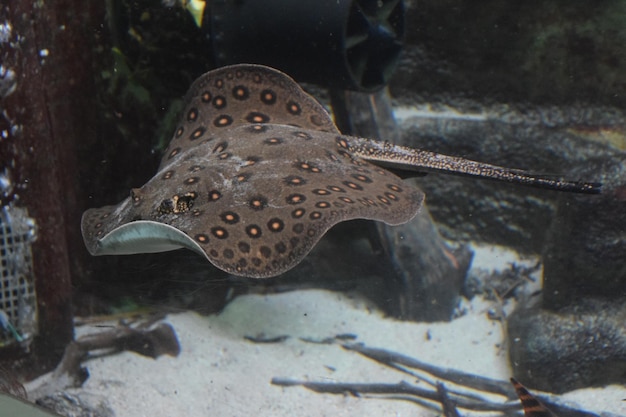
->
(157, 198), (176, 215)
(175, 193), (196, 213)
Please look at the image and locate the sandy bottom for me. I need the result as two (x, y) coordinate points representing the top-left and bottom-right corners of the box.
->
(55, 245), (625, 417)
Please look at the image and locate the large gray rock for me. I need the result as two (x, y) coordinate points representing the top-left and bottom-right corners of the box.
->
(508, 298), (626, 393)
(397, 103), (623, 254)
(543, 156), (626, 307)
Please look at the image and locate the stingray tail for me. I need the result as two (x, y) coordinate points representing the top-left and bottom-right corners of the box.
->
(350, 137), (602, 194)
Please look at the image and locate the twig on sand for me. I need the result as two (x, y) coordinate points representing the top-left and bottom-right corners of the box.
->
(273, 341), (602, 417)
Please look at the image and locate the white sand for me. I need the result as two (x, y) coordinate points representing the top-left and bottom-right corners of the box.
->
(54, 244), (625, 417)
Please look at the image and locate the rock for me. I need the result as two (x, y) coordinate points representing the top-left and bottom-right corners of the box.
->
(508, 298), (626, 393)
(542, 156), (626, 308)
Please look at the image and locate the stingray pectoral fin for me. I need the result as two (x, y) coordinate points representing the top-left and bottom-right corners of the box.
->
(88, 220), (208, 259)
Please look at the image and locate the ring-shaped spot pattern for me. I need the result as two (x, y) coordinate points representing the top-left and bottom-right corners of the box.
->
(286, 101), (302, 115)
(342, 181), (364, 191)
(187, 108), (198, 122)
(249, 195), (268, 211)
(208, 190), (222, 202)
(246, 225), (263, 239)
(245, 112), (270, 124)
(235, 172), (252, 183)
(286, 193), (306, 205)
(267, 218), (285, 233)
(247, 124), (268, 134)
(260, 89), (277, 105)
(291, 208), (305, 219)
(220, 211), (240, 224)
(214, 115), (233, 127)
(168, 147), (181, 159)
(232, 85), (250, 100)
(293, 131), (313, 140)
(212, 141), (228, 153)
(352, 173), (373, 183)
(190, 126), (206, 140)
(195, 234), (209, 244)
(294, 161), (322, 173)
(263, 137), (284, 145)
(213, 95), (226, 109)
(211, 226), (229, 239)
(284, 175), (306, 186)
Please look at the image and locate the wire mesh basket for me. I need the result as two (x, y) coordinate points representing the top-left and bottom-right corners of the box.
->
(0, 205), (37, 348)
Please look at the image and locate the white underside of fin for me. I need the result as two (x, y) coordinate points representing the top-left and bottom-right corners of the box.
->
(94, 220), (208, 259)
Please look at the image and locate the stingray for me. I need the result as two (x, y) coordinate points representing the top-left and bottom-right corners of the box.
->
(81, 64), (600, 278)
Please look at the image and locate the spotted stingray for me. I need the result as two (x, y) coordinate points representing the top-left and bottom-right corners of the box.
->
(81, 64), (600, 278)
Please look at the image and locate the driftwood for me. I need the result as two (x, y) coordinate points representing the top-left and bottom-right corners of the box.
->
(271, 341), (604, 417)
(25, 320), (180, 401)
(271, 378), (521, 413)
